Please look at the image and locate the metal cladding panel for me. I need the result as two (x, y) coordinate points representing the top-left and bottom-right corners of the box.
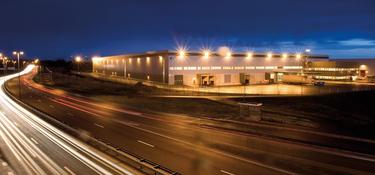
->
(92, 53), (169, 83)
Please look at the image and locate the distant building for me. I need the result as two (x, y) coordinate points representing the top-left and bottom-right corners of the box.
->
(304, 61), (360, 81)
(92, 50), (329, 86)
(333, 59), (375, 77)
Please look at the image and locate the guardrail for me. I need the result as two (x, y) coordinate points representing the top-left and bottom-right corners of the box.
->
(2, 81), (181, 175)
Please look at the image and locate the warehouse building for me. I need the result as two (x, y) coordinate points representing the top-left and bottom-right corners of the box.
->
(92, 50), (330, 86)
(333, 59), (375, 77)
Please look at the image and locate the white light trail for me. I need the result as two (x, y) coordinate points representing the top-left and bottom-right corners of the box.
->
(0, 65), (134, 175)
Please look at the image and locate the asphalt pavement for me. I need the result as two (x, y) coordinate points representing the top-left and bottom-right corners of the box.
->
(0, 65), (139, 175)
(5, 66), (375, 175)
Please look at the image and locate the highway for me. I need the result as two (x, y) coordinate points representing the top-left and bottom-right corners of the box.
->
(0, 65), (138, 175)
(5, 66), (375, 175)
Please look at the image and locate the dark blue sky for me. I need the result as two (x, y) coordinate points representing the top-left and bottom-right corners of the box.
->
(0, 0), (374, 59)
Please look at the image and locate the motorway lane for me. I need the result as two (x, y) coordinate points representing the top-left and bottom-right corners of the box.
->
(11, 69), (375, 174)
(15, 85), (283, 175)
(0, 66), (138, 175)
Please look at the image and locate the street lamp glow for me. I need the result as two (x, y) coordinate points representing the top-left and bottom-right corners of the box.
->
(75, 56), (82, 62)
(305, 49), (311, 53)
(0, 53), (2, 57)
(13, 51), (17, 55)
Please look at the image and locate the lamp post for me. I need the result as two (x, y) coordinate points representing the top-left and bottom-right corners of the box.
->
(3, 57), (8, 75)
(13, 51), (24, 99)
(75, 56), (82, 74)
(0, 53), (4, 76)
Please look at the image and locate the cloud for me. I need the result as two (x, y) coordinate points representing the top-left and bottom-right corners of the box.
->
(339, 39), (375, 46)
(317, 47), (375, 58)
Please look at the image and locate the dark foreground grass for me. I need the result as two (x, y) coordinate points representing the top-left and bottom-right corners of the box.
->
(34, 72), (375, 138)
(236, 91), (375, 138)
(34, 73), (240, 119)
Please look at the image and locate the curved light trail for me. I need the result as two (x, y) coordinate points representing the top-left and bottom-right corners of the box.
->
(0, 65), (136, 175)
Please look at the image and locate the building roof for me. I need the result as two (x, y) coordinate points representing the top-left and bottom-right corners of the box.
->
(101, 50), (329, 59)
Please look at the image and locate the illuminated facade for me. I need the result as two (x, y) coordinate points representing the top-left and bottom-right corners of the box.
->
(305, 61), (361, 81)
(92, 50), (329, 86)
(333, 59), (375, 78)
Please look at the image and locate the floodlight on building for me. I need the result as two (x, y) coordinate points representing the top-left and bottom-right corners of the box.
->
(92, 56), (102, 64)
(282, 53), (288, 59)
(159, 56), (163, 63)
(246, 52), (253, 60)
(296, 53), (302, 60)
(225, 51), (232, 59)
(146, 57), (150, 63)
(203, 50), (211, 59)
(137, 57), (141, 63)
(266, 52), (273, 60)
(360, 65), (367, 70)
(129, 58), (132, 63)
(177, 49), (186, 59)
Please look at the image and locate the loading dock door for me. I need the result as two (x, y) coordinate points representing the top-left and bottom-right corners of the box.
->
(201, 75), (215, 86)
(174, 75), (183, 85)
(240, 73), (250, 85)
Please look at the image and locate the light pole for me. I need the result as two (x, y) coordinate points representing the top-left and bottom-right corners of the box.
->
(75, 56), (82, 74)
(297, 49), (311, 95)
(4, 57), (8, 75)
(13, 51), (24, 99)
(0, 53), (4, 76)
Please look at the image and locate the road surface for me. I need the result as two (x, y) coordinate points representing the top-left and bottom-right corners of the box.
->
(0, 65), (138, 175)
(6, 66), (375, 175)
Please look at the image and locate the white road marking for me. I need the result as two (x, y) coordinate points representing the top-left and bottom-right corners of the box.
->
(94, 123), (104, 128)
(220, 170), (235, 175)
(13, 122), (18, 127)
(49, 105), (54, 108)
(64, 166), (76, 175)
(137, 140), (154, 148)
(30, 137), (38, 145)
